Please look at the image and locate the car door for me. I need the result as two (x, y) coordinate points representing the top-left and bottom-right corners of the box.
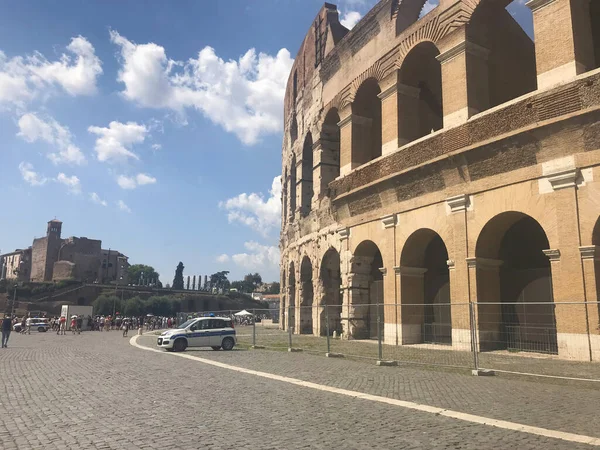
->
(187, 319), (211, 347)
(209, 319), (226, 346)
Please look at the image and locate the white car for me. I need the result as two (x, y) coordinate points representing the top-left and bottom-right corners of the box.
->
(157, 317), (236, 352)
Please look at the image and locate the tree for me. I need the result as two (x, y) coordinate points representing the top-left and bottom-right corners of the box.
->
(123, 296), (144, 317)
(128, 264), (161, 287)
(172, 262), (185, 290)
(243, 273), (263, 291)
(210, 271), (230, 291)
(266, 282), (280, 294)
(93, 294), (121, 316)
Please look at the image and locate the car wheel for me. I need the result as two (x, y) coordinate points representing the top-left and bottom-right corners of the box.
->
(211, 346), (221, 351)
(173, 338), (187, 352)
(221, 337), (235, 351)
(165, 347), (174, 352)
(38, 327), (45, 332)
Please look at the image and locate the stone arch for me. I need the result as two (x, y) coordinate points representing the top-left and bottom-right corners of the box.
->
(318, 108), (341, 198)
(399, 229), (451, 345)
(289, 155), (297, 222)
(290, 114), (298, 145)
(349, 240), (384, 340)
(351, 78), (382, 168)
(398, 41), (442, 145)
(300, 133), (314, 217)
(319, 248), (342, 336)
(466, 0), (536, 113)
(475, 211), (557, 354)
(288, 261), (296, 330)
(299, 255), (314, 334)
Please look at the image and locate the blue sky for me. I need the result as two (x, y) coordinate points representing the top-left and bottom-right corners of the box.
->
(0, 0), (532, 284)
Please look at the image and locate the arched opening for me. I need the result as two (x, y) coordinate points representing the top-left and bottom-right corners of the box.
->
(467, 1), (536, 113)
(319, 109), (340, 197)
(290, 115), (298, 144)
(351, 78), (382, 169)
(289, 155), (297, 222)
(282, 168), (288, 226)
(288, 262), (296, 330)
(300, 256), (314, 334)
(300, 133), (313, 217)
(476, 212), (557, 354)
(281, 268), (286, 329)
(591, 1), (600, 69)
(398, 42), (443, 145)
(400, 229), (451, 345)
(319, 248), (342, 336)
(351, 240), (384, 340)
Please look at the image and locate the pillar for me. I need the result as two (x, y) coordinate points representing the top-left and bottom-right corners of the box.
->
(545, 167), (590, 360)
(378, 72), (401, 154)
(312, 126), (340, 204)
(467, 257), (503, 351)
(446, 194), (472, 351)
(527, 0), (595, 89)
(437, 37), (491, 127)
(381, 214), (398, 344)
(338, 107), (353, 176)
(579, 245), (600, 361)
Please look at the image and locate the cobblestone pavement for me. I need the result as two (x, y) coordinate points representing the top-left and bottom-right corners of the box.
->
(0, 332), (597, 450)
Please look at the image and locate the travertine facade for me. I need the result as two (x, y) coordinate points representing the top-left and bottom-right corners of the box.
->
(280, 0), (600, 361)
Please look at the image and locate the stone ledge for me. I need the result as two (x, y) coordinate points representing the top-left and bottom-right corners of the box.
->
(471, 369), (496, 377)
(376, 360), (398, 367)
(288, 348), (304, 352)
(326, 352), (345, 358)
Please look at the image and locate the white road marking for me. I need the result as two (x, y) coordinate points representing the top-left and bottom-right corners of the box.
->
(130, 335), (600, 447)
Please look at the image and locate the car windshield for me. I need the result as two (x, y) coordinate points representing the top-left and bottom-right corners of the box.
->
(176, 319), (196, 329)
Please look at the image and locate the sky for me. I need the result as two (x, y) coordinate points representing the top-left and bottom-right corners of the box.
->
(0, 0), (532, 285)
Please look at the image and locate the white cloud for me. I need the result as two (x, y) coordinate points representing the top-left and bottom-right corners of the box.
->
(110, 30), (294, 145)
(0, 36), (102, 109)
(341, 11), (362, 29)
(230, 241), (280, 270)
(420, 1), (438, 16)
(17, 112), (85, 165)
(56, 172), (81, 194)
(117, 173), (157, 189)
(219, 176), (281, 237)
(18, 162), (47, 186)
(117, 200), (131, 213)
(90, 192), (107, 206)
(88, 120), (147, 163)
(216, 254), (230, 264)
(151, 143), (162, 151)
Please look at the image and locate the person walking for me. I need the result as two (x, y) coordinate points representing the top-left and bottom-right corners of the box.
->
(2, 314), (12, 348)
(122, 318), (129, 337)
(58, 316), (66, 335)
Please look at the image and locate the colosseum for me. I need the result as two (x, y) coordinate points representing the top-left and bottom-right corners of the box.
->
(279, 0), (600, 361)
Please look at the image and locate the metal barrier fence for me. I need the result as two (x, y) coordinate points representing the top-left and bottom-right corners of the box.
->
(179, 302), (600, 382)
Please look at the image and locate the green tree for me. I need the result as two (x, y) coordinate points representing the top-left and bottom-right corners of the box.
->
(243, 273), (262, 291)
(210, 271), (230, 291)
(93, 294), (121, 316)
(123, 296), (144, 317)
(172, 262), (185, 290)
(266, 282), (280, 294)
(128, 264), (161, 287)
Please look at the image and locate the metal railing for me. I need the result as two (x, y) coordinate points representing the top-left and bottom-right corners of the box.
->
(179, 301), (600, 382)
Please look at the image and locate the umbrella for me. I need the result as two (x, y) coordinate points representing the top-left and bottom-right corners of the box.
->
(234, 310), (253, 316)
(146, 314), (154, 317)
(71, 315), (77, 319)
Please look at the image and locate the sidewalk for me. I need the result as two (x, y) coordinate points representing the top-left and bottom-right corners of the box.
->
(137, 334), (600, 439)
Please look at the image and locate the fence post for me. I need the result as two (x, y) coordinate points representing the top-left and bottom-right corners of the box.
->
(252, 309), (256, 347)
(325, 304), (331, 354)
(377, 302), (383, 361)
(469, 302), (480, 371)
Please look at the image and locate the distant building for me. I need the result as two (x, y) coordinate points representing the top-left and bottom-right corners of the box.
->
(1, 219), (129, 284)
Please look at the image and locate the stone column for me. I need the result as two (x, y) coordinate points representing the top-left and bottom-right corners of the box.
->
(338, 107), (353, 176)
(312, 125), (340, 204)
(437, 38), (491, 128)
(446, 194), (472, 351)
(377, 72), (400, 155)
(467, 257), (503, 351)
(527, 0), (595, 89)
(579, 245), (600, 361)
(381, 214), (397, 344)
(544, 167), (590, 360)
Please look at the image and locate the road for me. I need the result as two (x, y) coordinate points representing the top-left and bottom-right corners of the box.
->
(0, 330), (599, 449)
